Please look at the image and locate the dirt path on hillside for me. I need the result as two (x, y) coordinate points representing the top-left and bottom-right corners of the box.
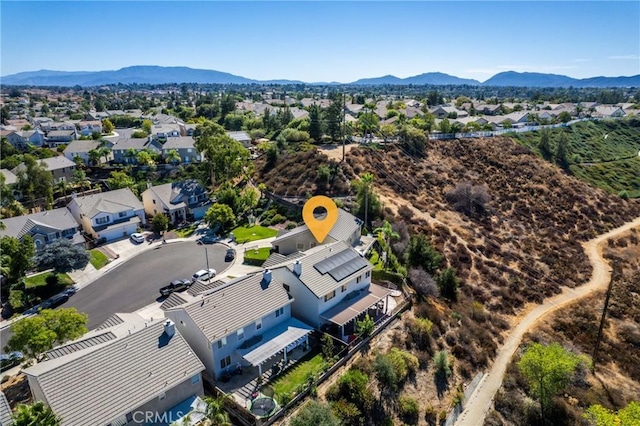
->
(455, 216), (640, 426)
(318, 143), (358, 162)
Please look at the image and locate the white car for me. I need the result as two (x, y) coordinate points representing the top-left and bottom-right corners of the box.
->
(192, 268), (217, 283)
(130, 233), (145, 243)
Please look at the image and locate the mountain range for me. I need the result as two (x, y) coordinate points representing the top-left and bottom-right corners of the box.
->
(2, 66), (639, 88)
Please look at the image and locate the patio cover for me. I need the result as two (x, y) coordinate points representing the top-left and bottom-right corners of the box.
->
(240, 317), (313, 367)
(320, 283), (393, 326)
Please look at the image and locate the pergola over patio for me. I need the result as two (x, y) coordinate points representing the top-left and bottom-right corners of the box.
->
(320, 283), (393, 341)
(239, 318), (314, 375)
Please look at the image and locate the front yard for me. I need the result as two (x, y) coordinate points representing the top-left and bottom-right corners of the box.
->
(89, 249), (109, 270)
(243, 247), (272, 266)
(232, 225), (278, 243)
(25, 272), (74, 288)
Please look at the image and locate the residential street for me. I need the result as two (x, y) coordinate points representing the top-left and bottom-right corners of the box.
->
(1, 241), (229, 349)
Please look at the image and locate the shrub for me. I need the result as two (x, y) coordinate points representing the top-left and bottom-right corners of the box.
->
(399, 395), (420, 423)
(9, 289), (25, 311)
(433, 350), (452, 377)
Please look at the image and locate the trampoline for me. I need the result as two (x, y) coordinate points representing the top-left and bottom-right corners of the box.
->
(249, 396), (278, 417)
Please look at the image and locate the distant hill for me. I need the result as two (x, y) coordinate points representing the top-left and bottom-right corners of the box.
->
(2, 66), (638, 87)
(482, 71), (640, 88)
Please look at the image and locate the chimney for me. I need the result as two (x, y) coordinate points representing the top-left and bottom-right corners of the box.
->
(293, 260), (302, 277)
(263, 269), (272, 284)
(164, 319), (175, 338)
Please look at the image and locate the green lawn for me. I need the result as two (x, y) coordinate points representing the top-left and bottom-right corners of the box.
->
(232, 225), (278, 243)
(89, 249), (109, 270)
(174, 223), (198, 238)
(25, 272), (74, 288)
(243, 247), (272, 266)
(271, 352), (325, 401)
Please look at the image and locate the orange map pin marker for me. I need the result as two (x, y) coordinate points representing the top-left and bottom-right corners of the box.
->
(303, 196), (339, 244)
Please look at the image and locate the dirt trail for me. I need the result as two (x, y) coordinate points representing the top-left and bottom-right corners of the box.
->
(455, 216), (640, 426)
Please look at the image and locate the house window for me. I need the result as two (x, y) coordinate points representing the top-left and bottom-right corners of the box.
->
(357, 275), (362, 284)
(220, 356), (231, 369)
(187, 148), (193, 153)
(324, 290), (336, 302)
(191, 374), (200, 385)
(365, 271), (371, 278)
(96, 216), (109, 225)
(217, 336), (227, 349)
(283, 284), (290, 292)
(256, 319), (262, 330)
(296, 243), (305, 251)
(341, 284), (347, 293)
(153, 199), (156, 204)
(118, 211), (127, 218)
(237, 328), (244, 340)
(275, 307), (284, 317)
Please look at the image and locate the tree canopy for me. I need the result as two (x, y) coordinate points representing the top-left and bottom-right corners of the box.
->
(204, 203), (236, 233)
(12, 401), (61, 426)
(36, 238), (90, 273)
(194, 121), (250, 188)
(291, 401), (341, 426)
(6, 308), (88, 360)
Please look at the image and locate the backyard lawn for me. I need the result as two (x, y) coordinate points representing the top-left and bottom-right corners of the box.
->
(89, 249), (109, 270)
(25, 272), (74, 288)
(232, 225), (278, 243)
(270, 352), (325, 401)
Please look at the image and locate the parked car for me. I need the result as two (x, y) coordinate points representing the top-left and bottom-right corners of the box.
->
(197, 234), (217, 245)
(225, 249), (236, 262)
(63, 286), (77, 296)
(192, 268), (216, 283)
(40, 293), (69, 310)
(130, 232), (145, 243)
(159, 279), (192, 297)
(0, 351), (23, 372)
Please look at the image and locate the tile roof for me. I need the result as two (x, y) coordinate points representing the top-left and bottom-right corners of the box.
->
(270, 241), (374, 298)
(272, 208), (362, 245)
(0, 391), (12, 426)
(45, 331), (117, 359)
(0, 208), (80, 240)
(226, 131), (251, 142)
(0, 169), (17, 185)
(262, 251), (305, 269)
(71, 188), (143, 218)
(162, 136), (196, 150)
(143, 180), (209, 211)
(62, 139), (100, 155)
(39, 156), (76, 171)
(165, 273), (293, 342)
(24, 317), (205, 426)
(111, 137), (149, 151)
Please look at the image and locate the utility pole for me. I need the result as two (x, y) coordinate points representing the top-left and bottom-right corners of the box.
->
(205, 247), (210, 272)
(342, 91), (346, 162)
(592, 260), (618, 373)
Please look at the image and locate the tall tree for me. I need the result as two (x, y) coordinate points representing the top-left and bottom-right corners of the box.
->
(194, 121), (250, 188)
(324, 93), (343, 142)
(308, 103), (323, 142)
(164, 149), (181, 164)
(16, 154), (53, 209)
(351, 172), (380, 229)
(555, 132), (570, 169)
(101, 118), (114, 134)
(1, 235), (35, 282)
(204, 203), (236, 233)
(12, 402), (61, 426)
(538, 128), (553, 160)
(106, 170), (136, 192)
(518, 342), (582, 420)
(6, 308), (88, 361)
(406, 234), (442, 274)
(36, 238), (90, 273)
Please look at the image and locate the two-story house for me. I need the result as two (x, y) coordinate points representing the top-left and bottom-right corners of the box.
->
(141, 180), (213, 223)
(46, 129), (77, 146)
(12, 156), (76, 184)
(151, 123), (182, 141)
(0, 207), (85, 251)
(24, 315), (205, 426)
(78, 120), (103, 136)
(63, 139), (103, 165)
(268, 241), (392, 342)
(162, 136), (200, 163)
(6, 129), (46, 149)
(271, 208), (362, 255)
(67, 188), (146, 243)
(111, 137), (162, 164)
(164, 271), (313, 380)
(226, 131), (252, 149)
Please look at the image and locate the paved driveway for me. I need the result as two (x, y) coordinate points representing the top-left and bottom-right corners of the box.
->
(61, 241), (229, 330)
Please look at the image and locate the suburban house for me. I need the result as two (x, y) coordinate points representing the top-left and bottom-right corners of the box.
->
(151, 123), (182, 141)
(12, 156), (76, 184)
(0, 207), (84, 251)
(46, 129), (77, 145)
(164, 271), (313, 379)
(226, 131), (252, 148)
(111, 137), (162, 164)
(594, 106), (626, 118)
(6, 129), (46, 149)
(23, 315), (205, 426)
(161, 136), (200, 163)
(0, 168), (18, 187)
(67, 188), (146, 243)
(63, 140), (105, 165)
(271, 208), (362, 255)
(39, 121), (76, 133)
(474, 104), (502, 115)
(142, 180), (213, 223)
(269, 241), (392, 341)
(78, 120), (103, 136)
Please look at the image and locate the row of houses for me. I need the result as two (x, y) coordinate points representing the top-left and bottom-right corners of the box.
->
(16, 208), (395, 426)
(0, 180), (213, 248)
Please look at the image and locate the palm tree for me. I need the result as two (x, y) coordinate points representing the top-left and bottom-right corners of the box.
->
(373, 220), (399, 267)
(124, 148), (138, 164)
(12, 402), (61, 426)
(98, 146), (111, 164)
(360, 172), (374, 229)
(182, 396), (231, 426)
(54, 179), (68, 197)
(88, 149), (101, 166)
(164, 149), (181, 165)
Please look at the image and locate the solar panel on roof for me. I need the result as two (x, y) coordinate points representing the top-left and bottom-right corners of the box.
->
(328, 257), (369, 282)
(314, 249), (359, 274)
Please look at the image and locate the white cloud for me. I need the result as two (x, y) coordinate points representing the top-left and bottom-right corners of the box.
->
(608, 54), (640, 60)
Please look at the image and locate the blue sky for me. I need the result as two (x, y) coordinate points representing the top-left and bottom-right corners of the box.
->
(1, 1), (639, 82)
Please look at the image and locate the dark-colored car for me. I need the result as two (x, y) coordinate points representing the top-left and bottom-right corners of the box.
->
(197, 234), (217, 245)
(159, 279), (192, 297)
(40, 293), (69, 310)
(225, 248), (236, 262)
